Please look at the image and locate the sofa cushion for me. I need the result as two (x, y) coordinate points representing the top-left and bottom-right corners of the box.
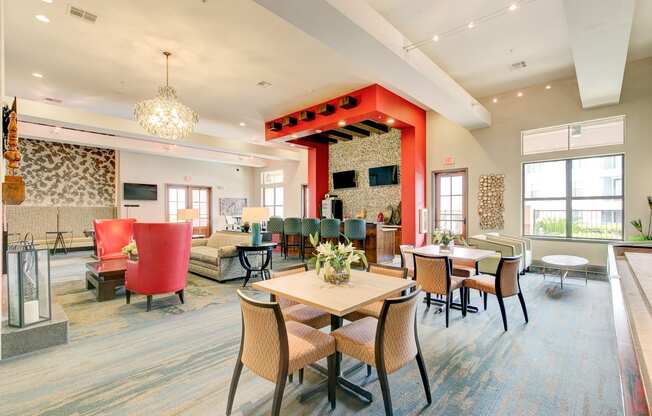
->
(206, 231), (250, 249)
(190, 246), (220, 264)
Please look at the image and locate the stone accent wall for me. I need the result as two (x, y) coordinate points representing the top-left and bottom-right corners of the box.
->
(17, 138), (116, 207)
(328, 129), (401, 221)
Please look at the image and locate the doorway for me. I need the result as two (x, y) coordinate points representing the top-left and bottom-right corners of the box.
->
(166, 185), (212, 237)
(432, 169), (468, 238)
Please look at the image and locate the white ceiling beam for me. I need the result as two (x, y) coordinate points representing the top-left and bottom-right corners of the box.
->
(9, 97), (303, 162)
(254, 0), (491, 129)
(563, 0), (635, 108)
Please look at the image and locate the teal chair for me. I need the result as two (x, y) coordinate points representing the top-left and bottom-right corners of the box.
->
(301, 218), (321, 260)
(320, 218), (341, 245)
(344, 219), (366, 268)
(283, 218), (302, 259)
(267, 217), (284, 264)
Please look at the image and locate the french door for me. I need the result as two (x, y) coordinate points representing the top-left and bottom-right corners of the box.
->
(167, 185), (211, 237)
(433, 169), (468, 238)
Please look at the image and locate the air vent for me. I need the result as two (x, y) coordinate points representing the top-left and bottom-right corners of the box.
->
(256, 81), (272, 88)
(510, 61), (527, 70)
(44, 97), (63, 104)
(68, 5), (98, 23)
(570, 124), (582, 138)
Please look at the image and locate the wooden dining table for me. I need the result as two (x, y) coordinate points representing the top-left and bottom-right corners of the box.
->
(253, 268), (414, 403)
(403, 244), (498, 312)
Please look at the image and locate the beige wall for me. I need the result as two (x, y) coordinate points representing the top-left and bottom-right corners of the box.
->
(253, 152), (308, 218)
(427, 57), (652, 267)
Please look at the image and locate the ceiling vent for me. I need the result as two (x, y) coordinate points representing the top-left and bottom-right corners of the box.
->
(570, 124), (582, 138)
(44, 97), (63, 104)
(68, 5), (98, 23)
(510, 61), (527, 70)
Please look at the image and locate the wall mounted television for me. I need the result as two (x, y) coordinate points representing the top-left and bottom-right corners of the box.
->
(123, 183), (158, 201)
(369, 165), (399, 186)
(333, 170), (357, 189)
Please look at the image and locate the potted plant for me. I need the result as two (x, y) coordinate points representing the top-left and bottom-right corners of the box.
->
(122, 241), (138, 260)
(630, 196), (652, 241)
(308, 233), (368, 284)
(432, 229), (454, 249)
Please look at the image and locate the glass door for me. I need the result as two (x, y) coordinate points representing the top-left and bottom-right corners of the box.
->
(166, 185), (212, 237)
(434, 170), (467, 238)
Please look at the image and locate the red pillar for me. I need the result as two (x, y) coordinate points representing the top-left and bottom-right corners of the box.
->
(400, 124), (426, 246)
(299, 139), (329, 218)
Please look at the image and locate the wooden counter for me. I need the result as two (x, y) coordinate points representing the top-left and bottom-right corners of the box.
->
(355, 223), (399, 264)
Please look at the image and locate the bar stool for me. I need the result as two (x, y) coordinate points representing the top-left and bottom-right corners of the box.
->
(267, 216), (285, 256)
(300, 218), (321, 260)
(344, 219), (366, 269)
(283, 218), (302, 259)
(320, 218), (341, 245)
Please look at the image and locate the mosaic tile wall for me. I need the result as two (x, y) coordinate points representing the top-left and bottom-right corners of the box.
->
(329, 128), (401, 221)
(17, 138), (116, 206)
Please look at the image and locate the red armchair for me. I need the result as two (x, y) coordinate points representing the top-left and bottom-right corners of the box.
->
(125, 222), (192, 311)
(93, 218), (136, 260)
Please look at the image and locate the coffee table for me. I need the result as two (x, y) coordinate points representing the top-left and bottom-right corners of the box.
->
(85, 258), (127, 301)
(542, 255), (589, 289)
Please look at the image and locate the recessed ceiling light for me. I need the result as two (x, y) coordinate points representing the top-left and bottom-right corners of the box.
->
(316, 129), (322, 133)
(290, 144), (296, 147)
(32, 72), (44, 78)
(338, 120), (346, 126)
(291, 134), (298, 138)
(239, 122), (246, 127)
(517, 92), (523, 97)
(545, 85), (552, 90)
(492, 97), (498, 103)
(42, 0), (53, 3)
(432, 35), (439, 42)
(508, 3), (518, 11)
(467, 21), (475, 29)
(387, 118), (395, 124)
(35, 14), (50, 23)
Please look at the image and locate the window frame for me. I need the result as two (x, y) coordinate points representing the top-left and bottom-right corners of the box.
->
(261, 170), (284, 217)
(521, 153), (625, 242)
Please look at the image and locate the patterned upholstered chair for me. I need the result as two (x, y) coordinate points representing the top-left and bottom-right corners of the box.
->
(344, 219), (366, 269)
(464, 256), (528, 331)
(283, 218), (302, 259)
(344, 264), (407, 322)
(300, 218), (320, 260)
(226, 290), (337, 415)
(399, 244), (415, 279)
(332, 289), (431, 415)
(320, 218), (341, 244)
(267, 216), (285, 254)
(414, 254), (466, 327)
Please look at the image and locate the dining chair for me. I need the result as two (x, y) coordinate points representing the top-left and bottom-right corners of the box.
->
(344, 219), (366, 269)
(413, 254), (467, 327)
(332, 288), (431, 416)
(300, 218), (321, 260)
(266, 216), (285, 255)
(464, 256), (528, 331)
(320, 218), (341, 245)
(283, 218), (302, 259)
(226, 290), (337, 416)
(344, 264), (407, 322)
(399, 244), (415, 279)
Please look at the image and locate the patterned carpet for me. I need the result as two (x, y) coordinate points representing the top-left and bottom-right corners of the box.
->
(0, 253), (622, 415)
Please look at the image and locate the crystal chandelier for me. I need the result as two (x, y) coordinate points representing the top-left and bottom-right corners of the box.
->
(134, 51), (198, 140)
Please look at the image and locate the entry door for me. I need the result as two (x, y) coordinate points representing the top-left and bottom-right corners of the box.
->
(434, 170), (467, 238)
(166, 185), (212, 237)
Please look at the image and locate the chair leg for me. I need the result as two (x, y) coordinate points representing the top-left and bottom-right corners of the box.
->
(445, 293), (451, 328)
(415, 351), (432, 404)
(146, 295), (152, 312)
(426, 293), (431, 308)
(367, 364), (372, 377)
(300, 236), (305, 261)
(497, 295), (508, 331)
(125, 289), (131, 304)
(298, 368), (304, 384)
(483, 292), (488, 310)
(327, 354), (337, 410)
(271, 373), (287, 416)
(461, 288), (467, 318)
(518, 292), (529, 323)
(226, 359), (243, 416)
(288, 373), (293, 383)
(377, 367), (393, 416)
(177, 289), (185, 304)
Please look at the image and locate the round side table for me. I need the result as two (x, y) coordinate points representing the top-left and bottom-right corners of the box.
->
(542, 255), (589, 289)
(236, 242), (277, 287)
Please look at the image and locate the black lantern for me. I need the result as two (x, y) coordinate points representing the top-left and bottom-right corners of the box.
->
(6, 237), (51, 328)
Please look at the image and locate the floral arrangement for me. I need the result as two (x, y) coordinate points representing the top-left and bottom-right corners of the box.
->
(122, 242), (138, 257)
(308, 233), (368, 284)
(432, 229), (468, 247)
(630, 196), (652, 241)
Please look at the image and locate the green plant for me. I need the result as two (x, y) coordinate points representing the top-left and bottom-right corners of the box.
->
(432, 229), (457, 246)
(122, 241), (138, 256)
(629, 196), (652, 241)
(308, 233), (367, 283)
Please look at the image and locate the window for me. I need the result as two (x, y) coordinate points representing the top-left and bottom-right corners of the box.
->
(167, 185), (211, 237)
(261, 170), (284, 217)
(522, 116), (624, 155)
(433, 170), (467, 237)
(522, 154), (623, 240)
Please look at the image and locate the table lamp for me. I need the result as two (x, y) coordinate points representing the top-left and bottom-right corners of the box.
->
(242, 207), (270, 245)
(177, 208), (199, 223)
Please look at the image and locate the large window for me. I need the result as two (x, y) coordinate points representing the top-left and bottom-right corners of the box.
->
(261, 170), (284, 217)
(433, 170), (467, 237)
(522, 154), (623, 240)
(167, 185), (211, 237)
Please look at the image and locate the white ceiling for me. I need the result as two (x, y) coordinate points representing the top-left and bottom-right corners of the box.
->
(367, 0), (652, 98)
(5, 0), (367, 143)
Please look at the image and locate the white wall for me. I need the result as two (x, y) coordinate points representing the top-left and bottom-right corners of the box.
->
(426, 57), (652, 267)
(253, 151), (308, 218)
(118, 151), (255, 231)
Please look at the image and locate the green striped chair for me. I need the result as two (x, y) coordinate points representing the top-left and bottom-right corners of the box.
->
(344, 219), (366, 269)
(320, 218), (341, 245)
(283, 218), (302, 259)
(267, 216), (285, 255)
(301, 218), (321, 260)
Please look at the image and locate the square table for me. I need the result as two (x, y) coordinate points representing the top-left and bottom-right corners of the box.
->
(253, 269), (414, 402)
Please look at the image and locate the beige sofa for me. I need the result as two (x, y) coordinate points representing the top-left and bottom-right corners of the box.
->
(467, 233), (532, 275)
(189, 231), (255, 282)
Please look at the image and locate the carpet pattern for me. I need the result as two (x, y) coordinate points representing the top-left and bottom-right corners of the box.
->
(0, 254), (622, 415)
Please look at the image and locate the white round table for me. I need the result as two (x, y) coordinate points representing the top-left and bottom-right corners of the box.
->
(542, 255), (589, 288)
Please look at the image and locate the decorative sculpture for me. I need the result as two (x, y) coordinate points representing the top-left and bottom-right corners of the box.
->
(478, 174), (504, 230)
(3, 98), (26, 205)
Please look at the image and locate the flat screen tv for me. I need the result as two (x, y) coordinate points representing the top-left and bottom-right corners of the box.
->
(333, 170), (357, 189)
(123, 183), (158, 201)
(369, 165), (399, 186)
